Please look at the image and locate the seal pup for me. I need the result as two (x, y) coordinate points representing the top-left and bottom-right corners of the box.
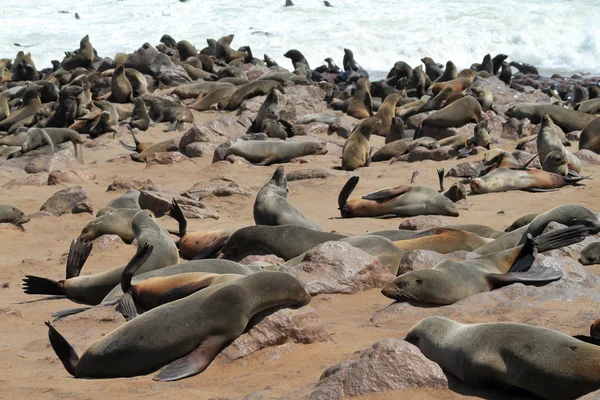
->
(23, 210), (179, 305)
(346, 78), (372, 119)
(0, 204), (30, 231)
(253, 166), (321, 230)
(341, 117), (379, 170)
(421, 57), (443, 81)
(338, 176), (459, 218)
(224, 140), (327, 166)
(579, 241), (600, 265)
(405, 316), (600, 399)
(470, 167), (586, 194)
(382, 225), (589, 304)
(119, 129), (175, 162)
(128, 97), (151, 131)
(12, 127), (55, 157)
(45, 271), (311, 380)
(248, 89), (278, 134)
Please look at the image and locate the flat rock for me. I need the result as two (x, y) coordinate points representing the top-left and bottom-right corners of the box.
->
(307, 338), (447, 399)
(286, 168), (333, 181)
(575, 150), (600, 166)
(2, 174), (47, 188)
(277, 86), (326, 122)
(24, 153), (76, 174)
(222, 306), (331, 362)
(139, 190), (218, 219)
(40, 185), (93, 216)
(446, 161), (480, 178)
(512, 150), (541, 168)
(47, 169), (96, 185)
(106, 178), (157, 192)
(145, 151), (188, 165)
(239, 254), (285, 266)
(280, 241), (394, 295)
(90, 234), (125, 254)
(398, 216), (453, 230)
(182, 178), (252, 201)
(501, 117), (521, 140)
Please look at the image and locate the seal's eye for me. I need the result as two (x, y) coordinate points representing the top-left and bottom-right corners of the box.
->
(416, 279), (424, 284)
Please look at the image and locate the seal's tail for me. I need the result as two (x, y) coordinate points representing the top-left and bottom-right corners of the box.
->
(168, 199), (187, 237)
(22, 276), (64, 295)
(45, 321), (79, 376)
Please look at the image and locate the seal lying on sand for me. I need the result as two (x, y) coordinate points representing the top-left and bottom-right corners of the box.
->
(338, 176), (459, 218)
(0, 204), (30, 231)
(469, 167), (586, 194)
(225, 140), (327, 165)
(406, 316), (600, 399)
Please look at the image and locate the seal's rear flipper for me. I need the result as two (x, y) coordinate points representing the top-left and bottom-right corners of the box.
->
(119, 140), (137, 152)
(533, 225), (590, 253)
(52, 307), (92, 321)
(437, 168), (445, 191)
(45, 321), (79, 376)
(153, 335), (227, 381)
(338, 176), (360, 210)
(121, 243), (154, 293)
(488, 266), (563, 288)
(163, 120), (181, 132)
(117, 292), (138, 321)
(66, 238), (93, 279)
(22, 276), (64, 295)
(168, 199), (187, 237)
(573, 335), (600, 346)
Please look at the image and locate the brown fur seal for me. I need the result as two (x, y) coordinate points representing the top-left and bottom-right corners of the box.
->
(470, 86), (493, 112)
(420, 96), (483, 129)
(130, 97), (150, 131)
(253, 166), (321, 230)
(537, 114), (581, 174)
(375, 93), (401, 136)
(434, 60), (458, 83)
(0, 93), (9, 121)
(382, 225), (588, 304)
(225, 140), (327, 165)
(61, 35), (94, 70)
(163, 81), (234, 99)
(249, 89), (279, 134)
(220, 225), (344, 262)
(111, 64), (133, 103)
(405, 316), (600, 399)
(417, 87), (454, 113)
(470, 167), (585, 194)
(23, 210), (179, 305)
(341, 117), (379, 170)
(579, 241), (600, 265)
(371, 138), (412, 162)
(97, 190), (141, 217)
(120, 131), (176, 162)
(430, 70), (475, 95)
(504, 213), (538, 232)
(346, 78), (373, 119)
(227, 80), (283, 109)
(576, 98), (600, 115)
(44, 271), (311, 380)
(506, 103), (597, 132)
(176, 40), (198, 60)
(338, 176), (459, 218)
(78, 208), (139, 244)
(188, 86), (236, 111)
(0, 85), (41, 131)
(142, 94), (194, 131)
(579, 117), (600, 153)
(0, 204), (30, 231)
(385, 117), (406, 144)
(392, 228), (492, 253)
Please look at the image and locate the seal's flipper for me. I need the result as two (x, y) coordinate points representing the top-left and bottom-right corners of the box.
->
(66, 239), (93, 279)
(120, 243), (154, 293)
(74, 143), (84, 163)
(45, 321), (79, 377)
(163, 120), (181, 132)
(523, 188), (559, 193)
(437, 169), (445, 191)
(51, 307), (92, 321)
(518, 153), (539, 170)
(457, 147), (473, 158)
(278, 119), (295, 138)
(573, 335), (600, 346)
(191, 236), (230, 260)
(338, 176), (360, 210)
(365, 146), (374, 167)
(159, 279), (215, 305)
(488, 266), (563, 288)
(119, 140), (137, 152)
(117, 292), (138, 321)
(153, 335), (227, 381)
(168, 199), (187, 237)
(22, 275), (64, 295)
(362, 185), (411, 201)
(533, 224), (589, 253)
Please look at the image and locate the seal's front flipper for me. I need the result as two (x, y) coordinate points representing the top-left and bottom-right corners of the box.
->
(523, 188), (559, 193)
(117, 292), (138, 321)
(365, 146), (374, 167)
(52, 307), (92, 321)
(120, 243), (154, 293)
(573, 335), (600, 346)
(22, 275), (64, 295)
(66, 238), (93, 279)
(153, 335), (227, 381)
(488, 266), (563, 288)
(45, 321), (79, 377)
(338, 176), (360, 210)
(163, 120), (181, 132)
(362, 185), (411, 201)
(437, 168), (445, 191)
(168, 199), (187, 237)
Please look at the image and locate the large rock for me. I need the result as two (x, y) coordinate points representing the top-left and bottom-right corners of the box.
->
(280, 241), (394, 295)
(181, 178), (252, 201)
(307, 338), (448, 399)
(138, 190), (219, 219)
(40, 186), (93, 216)
(184, 142), (217, 158)
(178, 125), (211, 151)
(24, 153), (76, 174)
(2, 175), (46, 188)
(446, 161), (481, 178)
(398, 216), (453, 230)
(221, 306), (331, 361)
(470, 75), (550, 115)
(47, 169), (96, 185)
(277, 86), (327, 121)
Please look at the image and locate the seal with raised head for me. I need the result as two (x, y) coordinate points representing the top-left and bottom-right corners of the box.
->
(405, 316), (600, 399)
(430, 69), (475, 95)
(111, 64), (133, 103)
(61, 35), (94, 70)
(253, 166), (321, 230)
(224, 140), (327, 166)
(129, 97), (150, 131)
(227, 80), (283, 110)
(78, 208), (139, 244)
(346, 78), (372, 119)
(537, 114), (581, 174)
(375, 93), (401, 136)
(44, 271), (311, 381)
(579, 116), (600, 153)
(338, 176), (459, 218)
(579, 241), (600, 265)
(341, 117), (379, 170)
(0, 204), (30, 231)
(23, 210), (179, 305)
(97, 189), (141, 217)
(0, 85), (41, 132)
(382, 225), (589, 304)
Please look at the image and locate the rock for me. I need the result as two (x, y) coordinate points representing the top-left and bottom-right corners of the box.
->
(277, 86), (326, 121)
(245, 65), (270, 81)
(280, 241), (394, 295)
(90, 234), (125, 254)
(226, 155), (253, 166)
(24, 153), (75, 174)
(182, 178), (252, 201)
(566, 131), (581, 141)
(286, 168), (333, 181)
(307, 339), (447, 399)
(178, 125), (210, 151)
(471, 75), (550, 114)
(501, 117), (521, 140)
(2, 174), (46, 188)
(145, 151), (188, 165)
(239, 254), (285, 266)
(519, 139), (537, 154)
(484, 110), (505, 136)
(47, 169), (96, 185)
(446, 161), (480, 178)
(184, 142), (216, 158)
(398, 250), (446, 274)
(512, 150), (541, 168)
(139, 190), (218, 219)
(578, 389), (600, 399)
(406, 113), (428, 130)
(398, 216), (453, 230)
(531, 255), (595, 290)
(221, 306), (331, 362)
(40, 185), (93, 216)
(106, 178), (157, 192)
(575, 150), (600, 166)
(0, 307), (23, 319)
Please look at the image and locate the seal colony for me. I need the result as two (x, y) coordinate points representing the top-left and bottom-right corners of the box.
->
(2, 30), (600, 400)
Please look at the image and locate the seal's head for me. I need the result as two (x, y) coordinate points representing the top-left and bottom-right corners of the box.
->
(542, 150), (568, 176)
(382, 270), (461, 305)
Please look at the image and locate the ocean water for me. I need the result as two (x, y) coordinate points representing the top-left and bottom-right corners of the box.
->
(2, 0), (599, 79)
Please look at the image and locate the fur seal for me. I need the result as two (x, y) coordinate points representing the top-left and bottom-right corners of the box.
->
(338, 176), (459, 218)
(470, 86), (493, 112)
(578, 241), (600, 265)
(260, 108), (294, 140)
(341, 117), (379, 170)
(129, 97), (150, 131)
(188, 86), (236, 112)
(142, 94), (194, 131)
(508, 61), (539, 75)
(0, 204), (30, 231)
(254, 166), (320, 230)
(421, 57), (443, 81)
(220, 225), (344, 262)
(420, 96), (483, 130)
(61, 35), (94, 70)
(111, 64), (133, 103)
(346, 78), (372, 119)
(23, 210), (179, 305)
(97, 189), (141, 217)
(470, 167), (585, 194)
(576, 98), (600, 115)
(78, 208), (139, 243)
(227, 81), (283, 109)
(405, 316), (600, 399)
(382, 225), (588, 304)
(434, 60), (457, 83)
(385, 117), (406, 144)
(225, 140), (327, 165)
(476, 54), (493, 74)
(417, 87), (453, 113)
(505, 213), (538, 232)
(45, 271), (311, 380)
(499, 62), (512, 84)
(295, 113), (341, 131)
(15, 127), (55, 156)
(0, 85), (41, 132)
(375, 93), (401, 136)
(506, 103), (596, 132)
(430, 70), (475, 95)
(392, 228), (492, 253)
(537, 114), (581, 174)
(579, 116), (600, 153)
(371, 138), (412, 162)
